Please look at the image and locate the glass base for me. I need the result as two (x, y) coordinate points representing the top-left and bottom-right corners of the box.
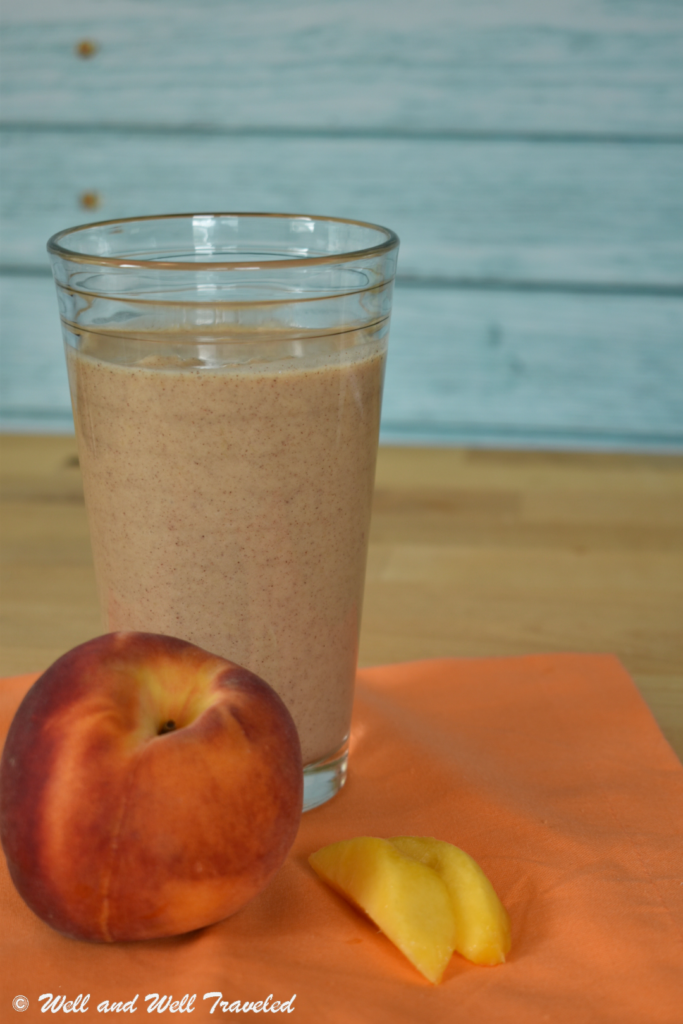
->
(302, 741), (349, 812)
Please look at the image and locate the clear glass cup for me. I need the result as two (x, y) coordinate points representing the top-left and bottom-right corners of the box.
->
(47, 213), (399, 810)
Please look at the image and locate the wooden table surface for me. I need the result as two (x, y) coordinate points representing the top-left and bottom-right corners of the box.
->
(1, 435), (682, 761)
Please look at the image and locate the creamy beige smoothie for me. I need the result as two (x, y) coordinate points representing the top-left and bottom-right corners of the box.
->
(67, 332), (385, 766)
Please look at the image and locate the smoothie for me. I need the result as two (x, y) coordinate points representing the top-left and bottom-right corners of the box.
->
(66, 330), (385, 766)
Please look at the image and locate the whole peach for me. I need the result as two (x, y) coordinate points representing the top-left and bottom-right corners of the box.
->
(0, 632), (303, 942)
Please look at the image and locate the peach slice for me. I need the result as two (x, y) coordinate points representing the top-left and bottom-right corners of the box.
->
(308, 836), (456, 984)
(389, 836), (511, 965)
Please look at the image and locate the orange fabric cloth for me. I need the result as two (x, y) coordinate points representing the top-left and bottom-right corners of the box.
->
(1, 654), (682, 1022)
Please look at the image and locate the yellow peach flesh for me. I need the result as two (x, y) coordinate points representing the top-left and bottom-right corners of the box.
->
(389, 836), (511, 965)
(309, 836), (456, 984)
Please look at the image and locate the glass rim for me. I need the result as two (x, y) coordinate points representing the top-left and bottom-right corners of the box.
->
(47, 212), (400, 271)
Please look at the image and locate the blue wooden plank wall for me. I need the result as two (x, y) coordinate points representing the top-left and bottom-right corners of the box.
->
(1, 0), (682, 449)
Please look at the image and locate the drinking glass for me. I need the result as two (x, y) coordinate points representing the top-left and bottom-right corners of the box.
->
(47, 213), (399, 810)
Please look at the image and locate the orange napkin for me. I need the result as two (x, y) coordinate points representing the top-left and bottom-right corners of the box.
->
(2, 654), (682, 1023)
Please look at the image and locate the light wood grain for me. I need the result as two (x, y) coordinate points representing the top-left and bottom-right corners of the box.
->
(2, 131), (683, 285)
(1, 436), (681, 759)
(2, 0), (682, 134)
(1, 0), (682, 447)
(383, 287), (683, 449)
(2, 276), (682, 448)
